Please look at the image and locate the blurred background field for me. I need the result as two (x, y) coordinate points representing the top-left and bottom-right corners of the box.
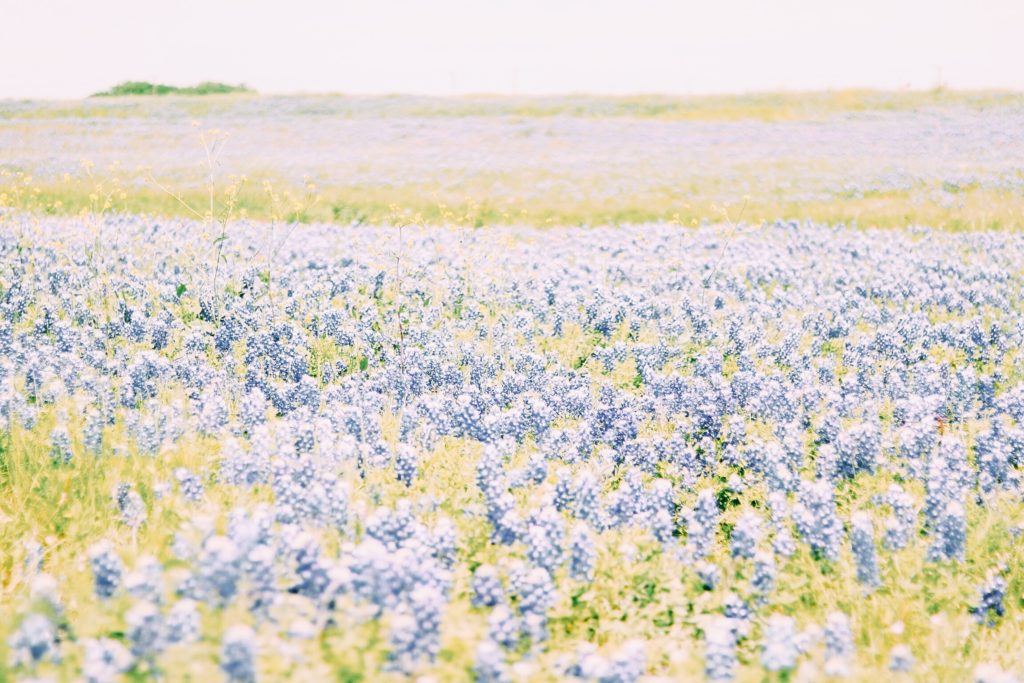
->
(3, 90), (1023, 230)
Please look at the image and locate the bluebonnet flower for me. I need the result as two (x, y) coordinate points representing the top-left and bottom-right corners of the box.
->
(82, 638), (133, 683)
(509, 564), (557, 645)
(924, 436), (971, 534)
(238, 388), (269, 430)
(569, 523), (597, 582)
(427, 517), (458, 569)
(976, 421), (1013, 496)
(731, 511), (762, 560)
(126, 601), (164, 661)
(198, 387), (229, 435)
(833, 420), (880, 478)
(286, 532), (331, 600)
(194, 535), (242, 606)
(969, 568), (1008, 626)
(125, 555), (163, 603)
(29, 574), (63, 616)
(472, 565), (505, 608)
(16, 400), (40, 430)
(889, 645), (914, 673)
(766, 494), (797, 558)
(694, 561), (721, 590)
(565, 642), (609, 679)
(220, 439), (269, 489)
(704, 616), (738, 681)
(165, 599), (201, 645)
(824, 612), (855, 677)
(220, 625), (257, 683)
(88, 541), (124, 599)
(7, 613), (60, 668)
(650, 508), (675, 547)
(604, 641), (646, 683)
(242, 544), (277, 619)
(880, 485), (916, 552)
(487, 492), (524, 545)
(751, 550), (777, 599)
(761, 615), (799, 672)
(365, 502), (417, 551)
(554, 467), (575, 512)
(83, 409), (104, 454)
(346, 538), (407, 615)
(113, 483), (146, 530)
(291, 416), (315, 455)
(793, 480), (843, 561)
(648, 478), (677, 517)
(686, 489), (719, 560)
(22, 538), (44, 576)
(573, 471), (603, 528)
(134, 414), (164, 456)
(50, 425), (72, 464)
(565, 643), (618, 679)
(526, 505), (565, 573)
(476, 444), (507, 491)
(151, 479), (171, 500)
(487, 604), (521, 650)
(387, 585), (445, 673)
(525, 451), (548, 485)
(175, 468), (205, 502)
(850, 512), (880, 588)
(722, 592), (751, 624)
(521, 611), (549, 647)
(474, 640), (511, 682)
(394, 444), (419, 487)
(927, 501), (966, 562)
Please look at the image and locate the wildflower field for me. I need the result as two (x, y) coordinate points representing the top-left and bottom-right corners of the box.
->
(2, 93), (1024, 682)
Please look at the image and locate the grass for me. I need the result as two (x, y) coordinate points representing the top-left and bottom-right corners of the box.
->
(2, 90), (1022, 231)
(3, 88), (1024, 121)
(3, 172), (1022, 231)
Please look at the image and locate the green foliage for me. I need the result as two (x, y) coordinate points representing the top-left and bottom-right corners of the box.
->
(91, 81), (254, 97)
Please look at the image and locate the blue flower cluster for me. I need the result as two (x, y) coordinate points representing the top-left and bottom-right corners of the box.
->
(4, 216), (1024, 679)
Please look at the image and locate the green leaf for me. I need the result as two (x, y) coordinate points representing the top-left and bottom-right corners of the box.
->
(175, 283), (187, 297)
(653, 608), (675, 628)
(359, 356), (369, 372)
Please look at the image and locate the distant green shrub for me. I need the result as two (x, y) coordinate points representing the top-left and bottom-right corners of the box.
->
(91, 81), (254, 97)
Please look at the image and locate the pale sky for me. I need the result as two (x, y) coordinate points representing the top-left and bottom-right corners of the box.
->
(1, 0), (1021, 99)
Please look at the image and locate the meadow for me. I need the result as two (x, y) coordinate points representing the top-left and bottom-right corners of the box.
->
(3, 90), (1024, 229)
(2, 92), (1024, 682)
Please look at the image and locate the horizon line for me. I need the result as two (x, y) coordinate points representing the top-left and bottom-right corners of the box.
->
(6, 85), (1024, 103)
